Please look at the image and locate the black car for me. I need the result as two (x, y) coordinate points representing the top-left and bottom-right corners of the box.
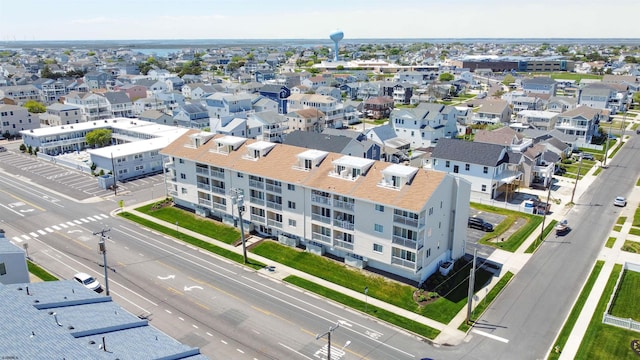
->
(468, 217), (494, 232)
(582, 153), (594, 160)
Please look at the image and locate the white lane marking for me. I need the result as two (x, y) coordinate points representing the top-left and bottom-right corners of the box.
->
(279, 343), (313, 360)
(0, 203), (24, 217)
(178, 317), (184, 321)
(221, 340), (228, 345)
(86, 216), (97, 221)
(193, 324), (198, 329)
(99, 214), (109, 219)
(38, 230), (47, 235)
(73, 220), (82, 224)
(472, 329), (510, 343)
(236, 349), (244, 354)
(206, 332), (213, 337)
(165, 309), (172, 314)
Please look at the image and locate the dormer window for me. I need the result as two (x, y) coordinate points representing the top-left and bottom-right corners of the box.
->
(378, 164), (419, 190)
(329, 156), (374, 181)
(294, 149), (328, 172)
(243, 141), (275, 161)
(210, 135), (246, 155)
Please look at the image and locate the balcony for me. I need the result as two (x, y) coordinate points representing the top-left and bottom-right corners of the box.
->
(392, 235), (418, 249)
(311, 194), (331, 206)
(312, 232), (332, 244)
(333, 199), (354, 211)
(249, 196), (265, 206)
(333, 238), (354, 251)
(393, 215), (419, 228)
(212, 202), (226, 211)
(249, 179), (264, 189)
(333, 219), (354, 231)
(267, 219), (283, 229)
(195, 167), (209, 176)
(250, 214), (265, 223)
(197, 182), (210, 191)
(391, 257), (416, 269)
(311, 213), (331, 224)
(266, 200), (282, 211)
(197, 198), (212, 207)
(265, 183), (282, 194)
(210, 170), (224, 179)
(211, 186), (226, 195)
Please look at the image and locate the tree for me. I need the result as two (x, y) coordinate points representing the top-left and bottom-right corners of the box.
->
(86, 129), (112, 148)
(439, 73), (454, 82)
(24, 100), (46, 113)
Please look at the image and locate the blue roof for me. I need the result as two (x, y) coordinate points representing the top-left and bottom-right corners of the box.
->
(0, 280), (207, 359)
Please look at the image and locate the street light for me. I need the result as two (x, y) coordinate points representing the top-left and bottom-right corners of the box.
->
(231, 188), (248, 264)
(94, 228), (111, 296)
(364, 286), (369, 312)
(316, 321), (340, 360)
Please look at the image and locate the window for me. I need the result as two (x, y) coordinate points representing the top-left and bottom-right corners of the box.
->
(135, 165), (144, 171)
(453, 165), (459, 173)
(180, 173), (186, 180)
(181, 187), (187, 194)
(288, 201), (296, 209)
(375, 204), (384, 212)
(288, 184), (295, 191)
(465, 164), (470, 171)
(428, 207), (433, 215)
(445, 161), (450, 168)
(426, 248), (431, 258)
(481, 185), (487, 192)
(373, 244), (383, 253)
(374, 224), (383, 233)
(483, 166), (488, 174)
(0, 262), (6, 275)
(179, 158), (184, 164)
(288, 219), (296, 227)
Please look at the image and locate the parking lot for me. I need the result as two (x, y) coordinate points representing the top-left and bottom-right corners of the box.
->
(466, 209), (508, 257)
(0, 148), (166, 201)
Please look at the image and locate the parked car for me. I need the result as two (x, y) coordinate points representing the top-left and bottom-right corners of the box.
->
(0, 146), (6, 152)
(73, 272), (102, 292)
(581, 153), (594, 161)
(468, 217), (494, 232)
(613, 196), (627, 207)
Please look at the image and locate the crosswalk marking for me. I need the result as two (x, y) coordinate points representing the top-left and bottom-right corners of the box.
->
(21, 235), (30, 241)
(29, 232), (38, 237)
(66, 222), (75, 226)
(80, 218), (89, 223)
(13, 236), (22, 243)
(59, 223), (68, 228)
(45, 228), (53, 233)
(12, 215), (110, 243)
(73, 220), (82, 224)
(38, 230), (47, 235)
(52, 225), (61, 230)
(99, 214), (109, 219)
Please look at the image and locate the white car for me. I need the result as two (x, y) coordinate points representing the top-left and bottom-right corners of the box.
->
(73, 272), (102, 292)
(613, 196), (627, 207)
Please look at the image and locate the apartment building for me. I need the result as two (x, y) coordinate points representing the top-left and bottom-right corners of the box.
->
(161, 131), (470, 283)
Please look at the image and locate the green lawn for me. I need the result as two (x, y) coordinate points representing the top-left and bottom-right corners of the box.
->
(459, 271), (514, 332)
(548, 261), (604, 360)
(621, 240), (640, 253)
(118, 212), (265, 270)
(575, 264), (638, 360)
(579, 140), (615, 154)
(549, 73), (603, 82)
(608, 142), (623, 159)
(135, 203), (240, 244)
(472, 203), (543, 252)
(617, 216), (627, 225)
(613, 225), (622, 232)
(637, 177), (640, 186)
(27, 260), (58, 281)
(609, 270), (640, 320)
(593, 167), (603, 176)
(284, 275), (441, 339)
(605, 237), (617, 248)
(630, 228), (640, 237)
(633, 207), (640, 227)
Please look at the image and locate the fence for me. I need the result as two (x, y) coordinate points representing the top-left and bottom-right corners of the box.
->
(469, 195), (524, 212)
(37, 153), (92, 174)
(601, 262), (640, 333)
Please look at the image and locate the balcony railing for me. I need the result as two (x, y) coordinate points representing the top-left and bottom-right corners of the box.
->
(266, 201), (282, 211)
(312, 232), (332, 244)
(249, 179), (264, 189)
(210, 170), (225, 179)
(250, 196), (265, 206)
(311, 194), (331, 206)
(267, 219), (283, 229)
(197, 198), (212, 207)
(195, 167), (209, 175)
(212, 202), (226, 211)
(393, 215), (419, 228)
(250, 214), (265, 223)
(333, 219), (354, 231)
(265, 184), (282, 193)
(333, 200), (354, 211)
(311, 213), (331, 224)
(391, 257), (416, 269)
(197, 182), (210, 191)
(211, 186), (225, 195)
(392, 235), (418, 249)
(333, 239), (354, 250)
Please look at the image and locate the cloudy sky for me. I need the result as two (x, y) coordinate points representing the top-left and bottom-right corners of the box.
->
(1, 0), (638, 41)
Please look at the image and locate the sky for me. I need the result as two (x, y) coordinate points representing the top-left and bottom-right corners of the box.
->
(1, 0), (638, 41)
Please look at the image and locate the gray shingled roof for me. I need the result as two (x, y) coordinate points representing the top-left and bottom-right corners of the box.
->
(283, 130), (353, 153)
(102, 91), (131, 104)
(431, 138), (507, 166)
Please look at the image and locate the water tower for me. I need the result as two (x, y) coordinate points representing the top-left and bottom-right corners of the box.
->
(329, 30), (344, 62)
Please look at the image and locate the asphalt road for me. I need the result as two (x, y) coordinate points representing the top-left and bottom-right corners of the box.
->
(0, 159), (432, 360)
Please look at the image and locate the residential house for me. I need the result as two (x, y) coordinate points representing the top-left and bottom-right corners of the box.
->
(512, 96), (544, 112)
(340, 83), (360, 100)
(182, 83), (218, 100)
(431, 138), (521, 200)
(161, 131), (470, 283)
(114, 83), (147, 101)
(276, 72), (310, 88)
(248, 111), (288, 143)
(103, 92), (134, 118)
(255, 70), (275, 83)
(283, 130), (381, 160)
(63, 91), (111, 121)
(173, 103), (210, 129)
(470, 100), (512, 124)
(554, 105), (602, 146)
(287, 93), (344, 129)
(521, 77), (556, 95)
(39, 103), (82, 126)
(365, 123), (411, 162)
(139, 109), (174, 125)
(513, 110), (559, 131)
(382, 83), (414, 105)
(132, 97), (167, 115)
(363, 96), (394, 120)
(578, 83), (628, 114)
(83, 71), (110, 90)
(316, 86), (342, 100)
(285, 108), (326, 133)
(0, 104), (39, 137)
(165, 76), (185, 92)
(301, 76), (329, 89)
(134, 79), (168, 95)
(258, 84), (290, 114)
(0, 85), (41, 105)
(34, 79), (70, 104)
(389, 102), (459, 148)
(546, 96), (578, 113)
(205, 93), (254, 125)
(251, 95), (278, 114)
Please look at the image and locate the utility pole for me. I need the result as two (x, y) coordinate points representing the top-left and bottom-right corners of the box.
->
(93, 228), (111, 296)
(231, 188), (247, 263)
(570, 154), (583, 204)
(110, 153), (117, 196)
(538, 176), (553, 248)
(466, 249), (477, 325)
(602, 120), (614, 166)
(316, 321), (340, 360)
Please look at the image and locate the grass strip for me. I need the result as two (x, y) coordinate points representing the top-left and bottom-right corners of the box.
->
(547, 261), (604, 360)
(609, 269), (640, 320)
(525, 219), (557, 253)
(621, 240), (640, 253)
(459, 271), (514, 332)
(285, 275), (441, 340)
(593, 167), (603, 176)
(630, 228), (640, 236)
(605, 237), (617, 248)
(613, 225), (622, 232)
(27, 260), (58, 281)
(616, 216), (627, 225)
(608, 143), (622, 159)
(633, 207), (640, 226)
(118, 212), (265, 270)
(472, 203), (543, 252)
